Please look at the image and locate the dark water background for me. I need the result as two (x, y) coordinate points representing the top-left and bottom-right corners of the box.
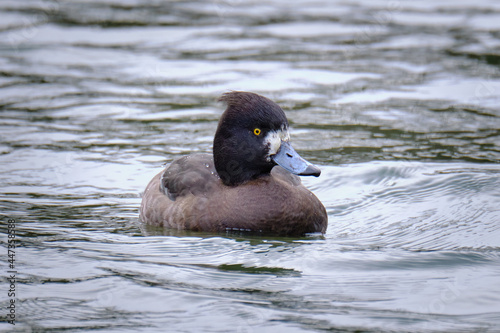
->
(1, 0), (500, 332)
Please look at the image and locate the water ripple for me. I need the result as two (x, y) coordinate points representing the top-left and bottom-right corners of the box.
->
(1, 0), (500, 332)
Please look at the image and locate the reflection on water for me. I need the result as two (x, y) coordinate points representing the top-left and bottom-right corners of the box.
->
(1, 0), (500, 332)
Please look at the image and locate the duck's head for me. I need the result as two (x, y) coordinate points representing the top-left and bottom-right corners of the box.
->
(213, 91), (321, 186)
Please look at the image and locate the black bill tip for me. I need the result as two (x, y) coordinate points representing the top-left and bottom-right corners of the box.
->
(300, 164), (321, 177)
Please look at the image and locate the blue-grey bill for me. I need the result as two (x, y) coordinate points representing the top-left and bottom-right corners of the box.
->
(271, 141), (321, 177)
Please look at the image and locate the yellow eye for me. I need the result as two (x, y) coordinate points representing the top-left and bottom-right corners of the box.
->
(253, 128), (261, 136)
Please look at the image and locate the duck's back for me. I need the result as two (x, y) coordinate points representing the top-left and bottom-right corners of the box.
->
(140, 153), (327, 236)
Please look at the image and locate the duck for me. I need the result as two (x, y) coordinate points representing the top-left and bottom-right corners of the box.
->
(139, 91), (327, 236)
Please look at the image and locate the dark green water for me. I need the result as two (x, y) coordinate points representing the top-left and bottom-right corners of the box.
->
(1, 0), (500, 332)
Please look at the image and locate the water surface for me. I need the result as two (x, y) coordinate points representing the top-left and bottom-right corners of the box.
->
(1, 0), (500, 332)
